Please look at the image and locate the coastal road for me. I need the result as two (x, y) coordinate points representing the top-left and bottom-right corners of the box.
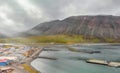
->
(12, 48), (43, 73)
(25, 48), (43, 64)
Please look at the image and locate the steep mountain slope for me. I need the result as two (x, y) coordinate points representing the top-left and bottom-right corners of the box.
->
(27, 15), (120, 39)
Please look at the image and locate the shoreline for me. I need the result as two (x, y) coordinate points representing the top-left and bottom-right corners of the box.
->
(1, 43), (119, 73)
(21, 47), (43, 73)
(20, 43), (120, 73)
(23, 43), (120, 46)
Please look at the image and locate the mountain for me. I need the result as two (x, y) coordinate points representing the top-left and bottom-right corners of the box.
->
(24, 15), (120, 39)
(0, 33), (7, 38)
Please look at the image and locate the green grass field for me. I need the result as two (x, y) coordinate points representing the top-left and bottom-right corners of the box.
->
(0, 35), (119, 44)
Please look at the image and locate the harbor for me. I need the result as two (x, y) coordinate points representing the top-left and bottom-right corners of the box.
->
(0, 43), (120, 73)
(32, 44), (120, 73)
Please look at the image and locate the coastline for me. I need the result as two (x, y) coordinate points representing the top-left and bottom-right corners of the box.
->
(28, 43), (120, 73)
(22, 47), (43, 73)
(20, 43), (120, 73)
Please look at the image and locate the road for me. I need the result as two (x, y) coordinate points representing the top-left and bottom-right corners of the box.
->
(12, 48), (43, 73)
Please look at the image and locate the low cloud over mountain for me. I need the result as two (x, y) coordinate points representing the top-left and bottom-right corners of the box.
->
(1, 0), (120, 37)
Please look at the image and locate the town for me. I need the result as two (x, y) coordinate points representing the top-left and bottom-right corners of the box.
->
(0, 43), (41, 73)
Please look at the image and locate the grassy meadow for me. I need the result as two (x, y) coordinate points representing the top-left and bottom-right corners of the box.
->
(0, 35), (119, 44)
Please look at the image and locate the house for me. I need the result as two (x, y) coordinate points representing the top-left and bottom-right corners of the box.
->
(0, 67), (14, 73)
(0, 56), (17, 61)
(0, 59), (8, 66)
(0, 62), (7, 66)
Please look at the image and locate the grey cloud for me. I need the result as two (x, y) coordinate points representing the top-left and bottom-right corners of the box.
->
(31, 0), (72, 19)
(0, 0), (120, 36)
(31, 0), (120, 19)
(0, 0), (47, 34)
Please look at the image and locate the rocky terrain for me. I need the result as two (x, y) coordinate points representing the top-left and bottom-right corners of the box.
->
(24, 15), (120, 39)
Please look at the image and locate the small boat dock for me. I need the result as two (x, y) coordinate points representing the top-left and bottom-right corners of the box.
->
(108, 62), (120, 67)
(86, 59), (120, 67)
(86, 59), (108, 65)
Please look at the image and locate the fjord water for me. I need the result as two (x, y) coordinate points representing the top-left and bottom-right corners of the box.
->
(32, 45), (120, 73)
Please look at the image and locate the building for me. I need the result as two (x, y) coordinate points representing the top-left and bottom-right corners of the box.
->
(0, 56), (17, 61)
(0, 59), (9, 66)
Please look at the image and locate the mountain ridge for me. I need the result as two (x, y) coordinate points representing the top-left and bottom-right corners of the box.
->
(21, 15), (120, 39)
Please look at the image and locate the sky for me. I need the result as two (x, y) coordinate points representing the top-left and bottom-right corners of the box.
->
(0, 0), (120, 36)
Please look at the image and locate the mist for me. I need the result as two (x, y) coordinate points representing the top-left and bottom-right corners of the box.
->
(0, 0), (120, 36)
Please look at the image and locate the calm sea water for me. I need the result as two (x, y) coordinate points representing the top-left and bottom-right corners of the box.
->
(31, 45), (120, 73)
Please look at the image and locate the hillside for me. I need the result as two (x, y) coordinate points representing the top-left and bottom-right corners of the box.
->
(26, 15), (120, 40)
